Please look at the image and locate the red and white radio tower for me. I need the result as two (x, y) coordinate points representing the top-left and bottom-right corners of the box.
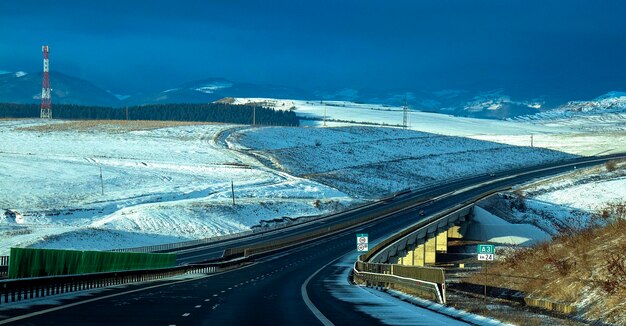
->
(40, 45), (52, 119)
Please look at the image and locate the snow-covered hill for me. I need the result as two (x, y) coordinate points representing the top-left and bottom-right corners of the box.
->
(516, 92), (626, 120)
(0, 71), (122, 107)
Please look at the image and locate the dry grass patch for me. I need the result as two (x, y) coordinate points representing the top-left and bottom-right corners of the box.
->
(466, 204), (626, 324)
(17, 120), (212, 133)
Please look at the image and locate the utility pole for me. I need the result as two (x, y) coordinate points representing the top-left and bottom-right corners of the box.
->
(402, 97), (409, 129)
(99, 166), (104, 195)
(531, 134), (534, 148)
(253, 106), (256, 126)
(125, 107), (129, 120)
(323, 105), (327, 127)
(231, 180), (235, 206)
(40, 46), (52, 119)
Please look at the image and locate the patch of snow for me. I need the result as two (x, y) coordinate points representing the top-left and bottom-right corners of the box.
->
(467, 206), (551, 246)
(195, 81), (233, 94)
(114, 94), (130, 100)
(14, 71), (27, 77)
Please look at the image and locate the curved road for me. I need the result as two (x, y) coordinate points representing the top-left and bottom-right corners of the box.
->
(0, 155), (624, 325)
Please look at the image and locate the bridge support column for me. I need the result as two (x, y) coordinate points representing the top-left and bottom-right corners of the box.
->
(447, 225), (463, 239)
(436, 229), (448, 253)
(425, 236), (436, 264)
(400, 248), (414, 266)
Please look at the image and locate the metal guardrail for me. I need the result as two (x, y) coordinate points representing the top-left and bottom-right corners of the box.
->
(110, 231), (255, 253)
(223, 194), (434, 259)
(0, 256), (7, 266)
(524, 297), (576, 314)
(0, 258), (246, 305)
(352, 260), (445, 304)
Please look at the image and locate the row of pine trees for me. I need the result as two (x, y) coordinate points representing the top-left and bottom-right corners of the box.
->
(0, 103), (299, 126)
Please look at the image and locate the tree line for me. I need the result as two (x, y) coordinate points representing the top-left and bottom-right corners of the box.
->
(0, 103), (300, 126)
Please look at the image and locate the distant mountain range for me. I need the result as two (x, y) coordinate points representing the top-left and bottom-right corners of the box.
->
(0, 71), (120, 107)
(124, 78), (312, 106)
(1, 70), (624, 120)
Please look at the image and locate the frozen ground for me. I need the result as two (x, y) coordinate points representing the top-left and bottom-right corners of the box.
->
(0, 120), (353, 255)
(229, 126), (576, 198)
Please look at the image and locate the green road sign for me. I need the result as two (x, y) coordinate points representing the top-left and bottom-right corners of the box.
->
(477, 244), (494, 254)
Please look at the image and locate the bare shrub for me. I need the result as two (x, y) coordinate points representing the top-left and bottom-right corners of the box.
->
(605, 160), (618, 172)
(510, 190), (527, 211)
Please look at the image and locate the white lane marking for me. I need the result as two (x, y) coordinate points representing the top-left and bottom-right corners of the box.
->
(182, 313), (190, 317)
(301, 256), (345, 326)
(212, 304), (220, 310)
(213, 294), (218, 297)
(204, 299), (210, 302)
(0, 263), (257, 325)
(195, 305), (201, 308)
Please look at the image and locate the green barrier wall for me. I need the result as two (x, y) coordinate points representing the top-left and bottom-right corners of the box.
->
(8, 248), (176, 279)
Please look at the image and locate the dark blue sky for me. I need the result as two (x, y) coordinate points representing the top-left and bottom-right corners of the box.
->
(1, 0), (625, 98)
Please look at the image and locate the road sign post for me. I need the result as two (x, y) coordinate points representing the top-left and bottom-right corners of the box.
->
(477, 244), (495, 301)
(356, 234), (368, 252)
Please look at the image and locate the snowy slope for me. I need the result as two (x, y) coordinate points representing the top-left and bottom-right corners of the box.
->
(231, 126), (575, 198)
(0, 120), (354, 254)
(505, 162), (626, 234)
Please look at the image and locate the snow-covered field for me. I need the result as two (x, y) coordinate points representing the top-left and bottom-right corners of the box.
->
(0, 120), (353, 254)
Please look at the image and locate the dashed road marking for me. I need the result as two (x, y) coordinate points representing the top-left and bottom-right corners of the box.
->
(195, 305), (201, 308)
(182, 313), (190, 317)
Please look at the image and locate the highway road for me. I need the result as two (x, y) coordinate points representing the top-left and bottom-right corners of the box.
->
(0, 154), (623, 325)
